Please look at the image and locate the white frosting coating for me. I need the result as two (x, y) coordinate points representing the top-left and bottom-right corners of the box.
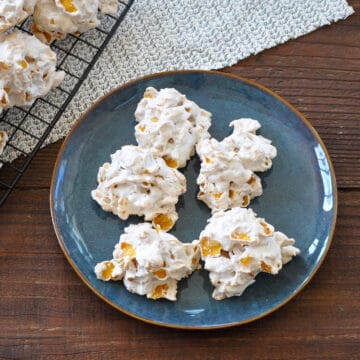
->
(99, 0), (118, 15)
(0, 31), (64, 113)
(0, 0), (36, 33)
(194, 207), (300, 300)
(0, 131), (8, 168)
(95, 223), (200, 301)
(135, 87), (211, 168)
(91, 145), (186, 231)
(32, 0), (99, 43)
(196, 118), (277, 212)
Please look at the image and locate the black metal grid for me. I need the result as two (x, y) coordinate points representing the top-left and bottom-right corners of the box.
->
(0, 0), (134, 206)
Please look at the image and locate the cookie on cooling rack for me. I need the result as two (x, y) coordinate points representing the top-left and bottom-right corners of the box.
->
(0, 131), (8, 168)
(195, 207), (300, 300)
(31, 0), (99, 43)
(99, 0), (119, 15)
(95, 223), (200, 301)
(91, 145), (186, 231)
(0, 31), (64, 113)
(0, 0), (36, 33)
(135, 87), (212, 169)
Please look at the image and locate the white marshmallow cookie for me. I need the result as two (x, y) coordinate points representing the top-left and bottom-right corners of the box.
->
(32, 0), (99, 43)
(95, 223), (200, 301)
(0, 130), (8, 168)
(0, 0), (36, 33)
(0, 31), (64, 113)
(194, 207), (300, 300)
(196, 118), (277, 212)
(135, 87), (212, 169)
(91, 145), (186, 231)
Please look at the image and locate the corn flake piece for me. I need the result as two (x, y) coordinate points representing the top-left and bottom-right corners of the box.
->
(60, 0), (77, 13)
(0, 62), (10, 70)
(153, 214), (174, 232)
(19, 60), (28, 69)
(199, 237), (222, 257)
(241, 195), (249, 207)
(231, 231), (250, 241)
(150, 284), (169, 300)
(153, 268), (167, 280)
(261, 261), (272, 273)
(260, 221), (272, 236)
(120, 242), (136, 258)
(229, 189), (235, 199)
(99, 261), (115, 280)
(163, 156), (177, 169)
(240, 256), (253, 266)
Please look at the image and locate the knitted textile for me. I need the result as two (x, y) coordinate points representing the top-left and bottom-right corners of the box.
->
(0, 0), (354, 162)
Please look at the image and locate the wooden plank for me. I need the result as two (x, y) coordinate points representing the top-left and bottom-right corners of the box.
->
(0, 189), (359, 359)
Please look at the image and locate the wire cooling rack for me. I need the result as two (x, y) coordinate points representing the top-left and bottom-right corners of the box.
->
(0, 0), (134, 206)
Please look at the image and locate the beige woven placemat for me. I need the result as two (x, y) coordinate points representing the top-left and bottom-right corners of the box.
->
(1, 0), (354, 162)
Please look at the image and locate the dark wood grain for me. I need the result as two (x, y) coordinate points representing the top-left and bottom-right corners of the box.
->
(1, 2), (359, 359)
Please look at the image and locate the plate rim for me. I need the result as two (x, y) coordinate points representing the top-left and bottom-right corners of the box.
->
(50, 69), (338, 330)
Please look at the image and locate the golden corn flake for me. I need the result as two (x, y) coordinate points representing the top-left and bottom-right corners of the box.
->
(261, 261), (272, 273)
(150, 284), (169, 300)
(231, 231), (250, 241)
(153, 268), (167, 279)
(99, 261), (114, 281)
(199, 237), (222, 257)
(120, 242), (136, 258)
(163, 156), (177, 168)
(60, 0), (77, 13)
(153, 214), (173, 232)
(240, 256), (253, 266)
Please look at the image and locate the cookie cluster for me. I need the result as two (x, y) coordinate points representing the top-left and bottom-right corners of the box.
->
(93, 87), (300, 301)
(0, 1), (123, 158)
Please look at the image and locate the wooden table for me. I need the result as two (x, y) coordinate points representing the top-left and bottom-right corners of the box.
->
(1, 3), (359, 359)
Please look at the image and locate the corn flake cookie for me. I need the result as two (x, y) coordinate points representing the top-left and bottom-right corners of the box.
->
(135, 87), (212, 169)
(0, 31), (64, 113)
(196, 118), (277, 212)
(95, 223), (200, 301)
(194, 207), (299, 300)
(0, 0), (36, 33)
(99, 0), (119, 15)
(91, 145), (186, 231)
(32, 0), (99, 43)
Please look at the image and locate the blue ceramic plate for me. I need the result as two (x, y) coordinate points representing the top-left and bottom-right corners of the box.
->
(50, 70), (337, 329)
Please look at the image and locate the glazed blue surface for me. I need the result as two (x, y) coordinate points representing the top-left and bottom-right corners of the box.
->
(51, 71), (336, 328)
